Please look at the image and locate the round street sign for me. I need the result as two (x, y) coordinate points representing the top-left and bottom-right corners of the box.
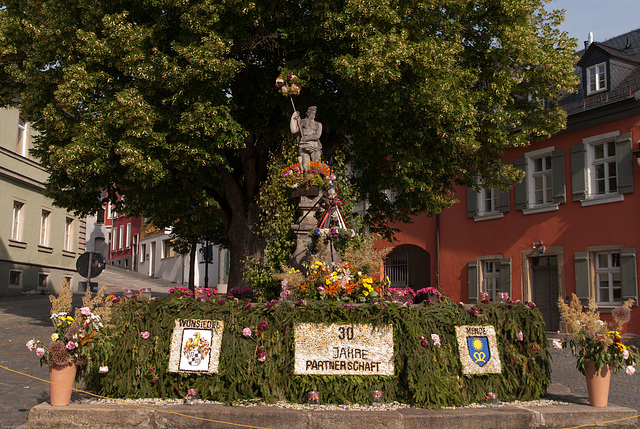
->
(76, 252), (106, 278)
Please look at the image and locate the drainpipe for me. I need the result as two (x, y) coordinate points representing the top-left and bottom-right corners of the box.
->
(436, 213), (440, 287)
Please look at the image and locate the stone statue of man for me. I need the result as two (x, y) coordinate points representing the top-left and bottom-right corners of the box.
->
(290, 106), (322, 171)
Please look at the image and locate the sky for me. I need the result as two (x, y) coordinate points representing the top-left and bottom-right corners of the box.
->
(546, 0), (640, 50)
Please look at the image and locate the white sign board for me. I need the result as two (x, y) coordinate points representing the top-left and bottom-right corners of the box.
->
(168, 319), (224, 373)
(294, 323), (394, 375)
(455, 325), (502, 374)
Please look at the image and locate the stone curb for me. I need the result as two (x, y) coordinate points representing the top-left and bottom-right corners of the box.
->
(28, 402), (639, 429)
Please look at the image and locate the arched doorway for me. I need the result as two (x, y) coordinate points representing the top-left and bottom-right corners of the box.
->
(384, 245), (430, 289)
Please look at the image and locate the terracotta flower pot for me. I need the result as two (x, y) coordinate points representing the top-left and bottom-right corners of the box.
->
(49, 363), (77, 406)
(585, 360), (611, 407)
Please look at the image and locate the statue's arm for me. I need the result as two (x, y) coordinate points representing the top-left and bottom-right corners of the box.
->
(290, 111), (300, 134)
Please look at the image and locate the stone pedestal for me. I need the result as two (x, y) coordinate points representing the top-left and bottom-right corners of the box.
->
(289, 191), (341, 272)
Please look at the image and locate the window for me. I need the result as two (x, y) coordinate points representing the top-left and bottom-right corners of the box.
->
(482, 260), (501, 301)
(9, 271), (22, 288)
(140, 243), (147, 262)
(467, 257), (511, 303)
(162, 239), (175, 259)
(64, 217), (74, 251)
(384, 248), (408, 287)
(596, 252), (621, 305)
(515, 148), (565, 213)
(96, 206), (105, 224)
(38, 273), (49, 292)
(586, 62), (606, 94)
(574, 248), (637, 307)
(11, 201), (25, 241)
(118, 225), (124, 249)
(479, 188), (499, 215)
(40, 209), (51, 247)
(531, 155), (552, 205)
(467, 181), (510, 220)
(15, 116), (31, 157)
(591, 141), (617, 196)
(111, 229), (117, 251)
(126, 223), (131, 249)
(571, 133), (634, 205)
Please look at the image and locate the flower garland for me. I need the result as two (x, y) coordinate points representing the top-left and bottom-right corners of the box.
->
(282, 161), (333, 190)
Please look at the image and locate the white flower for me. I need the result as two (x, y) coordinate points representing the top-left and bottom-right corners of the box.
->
(99, 366), (109, 374)
(625, 365), (636, 376)
(552, 340), (562, 351)
(26, 339), (35, 351)
(623, 349), (630, 359)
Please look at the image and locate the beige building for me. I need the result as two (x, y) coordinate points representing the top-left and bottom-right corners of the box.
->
(0, 107), (84, 296)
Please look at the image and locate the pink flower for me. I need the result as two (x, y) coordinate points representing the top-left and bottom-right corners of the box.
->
(623, 350), (630, 359)
(625, 365), (636, 376)
(431, 334), (441, 347)
(140, 331), (150, 339)
(98, 366), (109, 374)
(152, 377), (159, 383)
(36, 347), (45, 357)
(80, 307), (91, 316)
(242, 328), (252, 337)
(65, 341), (77, 350)
(517, 331), (524, 341)
(26, 339), (35, 351)
(552, 340), (562, 350)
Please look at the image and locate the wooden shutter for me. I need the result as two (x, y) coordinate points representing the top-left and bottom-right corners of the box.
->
(551, 149), (566, 204)
(571, 144), (587, 201)
(514, 158), (527, 210)
(616, 134), (634, 195)
(574, 252), (590, 305)
(620, 248), (638, 302)
(466, 188), (477, 218)
(468, 261), (478, 303)
(500, 258), (511, 296)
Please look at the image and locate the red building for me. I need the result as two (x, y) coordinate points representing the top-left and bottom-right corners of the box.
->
(105, 202), (142, 271)
(381, 29), (640, 336)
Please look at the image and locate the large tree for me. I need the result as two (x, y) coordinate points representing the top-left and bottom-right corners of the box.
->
(0, 0), (577, 287)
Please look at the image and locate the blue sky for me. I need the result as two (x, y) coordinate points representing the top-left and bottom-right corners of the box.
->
(546, 0), (640, 50)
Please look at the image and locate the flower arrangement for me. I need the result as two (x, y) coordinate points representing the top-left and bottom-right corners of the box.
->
(26, 280), (109, 370)
(275, 72), (304, 97)
(282, 161), (333, 190)
(168, 286), (194, 299)
(557, 294), (639, 375)
(294, 260), (389, 302)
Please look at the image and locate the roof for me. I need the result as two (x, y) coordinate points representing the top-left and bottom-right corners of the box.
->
(559, 27), (640, 115)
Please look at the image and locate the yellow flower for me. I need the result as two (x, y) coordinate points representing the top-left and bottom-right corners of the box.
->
(51, 333), (59, 341)
(363, 290), (369, 296)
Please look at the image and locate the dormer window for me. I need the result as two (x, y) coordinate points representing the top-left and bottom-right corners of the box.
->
(586, 62), (607, 94)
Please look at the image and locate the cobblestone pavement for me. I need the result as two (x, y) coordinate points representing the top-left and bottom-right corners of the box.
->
(1, 268), (638, 427)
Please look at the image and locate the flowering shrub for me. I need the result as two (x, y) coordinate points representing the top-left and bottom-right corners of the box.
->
(558, 294), (639, 375)
(228, 287), (256, 301)
(27, 281), (107, 370)
(282, 162), (333, 190)
(168, 287), (193, 298)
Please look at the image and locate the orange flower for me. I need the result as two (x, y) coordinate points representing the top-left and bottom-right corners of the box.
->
(324, 281), (341, 296)
(345, 282), (358, 294)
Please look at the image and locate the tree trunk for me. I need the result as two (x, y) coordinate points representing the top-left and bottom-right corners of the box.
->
(225, 202), (265, 290)
(188, 241), (197, 293)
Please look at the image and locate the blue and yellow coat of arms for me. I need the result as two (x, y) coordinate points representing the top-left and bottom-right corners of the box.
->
(455, 325), (502, 374)
(466, 336), (490, 367)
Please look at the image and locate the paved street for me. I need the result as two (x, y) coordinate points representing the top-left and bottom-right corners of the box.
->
(1, 267), (639, 427)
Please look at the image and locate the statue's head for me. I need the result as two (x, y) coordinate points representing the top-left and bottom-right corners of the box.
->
(306, 106), (317, 118)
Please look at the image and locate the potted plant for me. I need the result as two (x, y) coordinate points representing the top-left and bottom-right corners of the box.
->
(557, 294), (638, 407)
(26, 281), (108, 406)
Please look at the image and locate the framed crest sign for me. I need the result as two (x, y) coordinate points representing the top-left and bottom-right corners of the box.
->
(168, 319), (224, 373)
(455, 325), (502, 374)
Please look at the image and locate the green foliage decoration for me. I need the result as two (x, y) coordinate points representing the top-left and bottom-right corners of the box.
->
(85, 295), (550, 407)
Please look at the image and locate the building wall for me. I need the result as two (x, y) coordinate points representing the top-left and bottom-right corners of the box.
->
(0, 108), (82, 295)
(384, 115), (640, 335)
